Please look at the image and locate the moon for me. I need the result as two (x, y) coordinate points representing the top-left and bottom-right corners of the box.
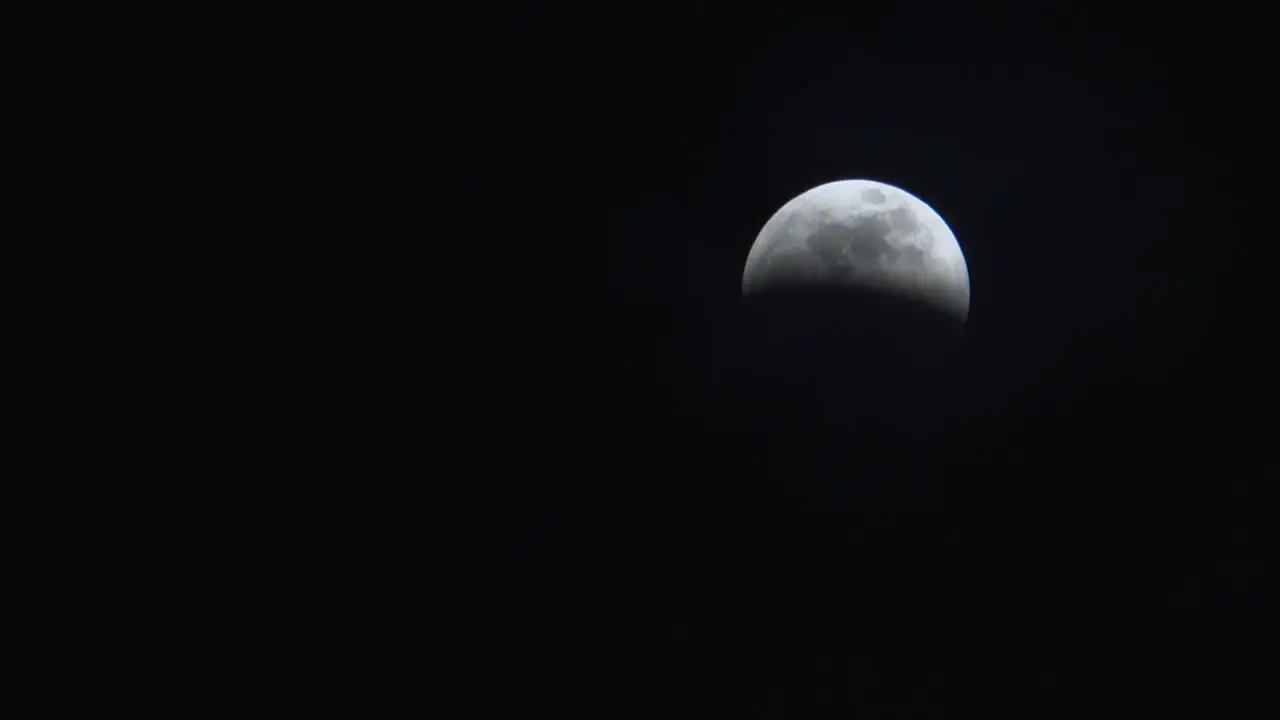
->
(742, 179), (970, 321)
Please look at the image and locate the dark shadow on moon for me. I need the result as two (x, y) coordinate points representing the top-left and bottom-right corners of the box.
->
(735, 280), (966, 432)
(575, 281), (981, 698)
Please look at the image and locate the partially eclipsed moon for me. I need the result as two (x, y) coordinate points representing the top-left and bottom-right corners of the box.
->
(742, 179), (970, 321)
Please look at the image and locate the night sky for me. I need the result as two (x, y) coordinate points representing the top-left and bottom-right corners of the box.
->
(467, 4), (1275, 717)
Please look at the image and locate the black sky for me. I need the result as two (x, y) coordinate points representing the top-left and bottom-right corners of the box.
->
(467, 4), (1276, 717)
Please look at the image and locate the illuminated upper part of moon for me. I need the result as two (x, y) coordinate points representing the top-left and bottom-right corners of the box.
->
(742, 179), (970, 320)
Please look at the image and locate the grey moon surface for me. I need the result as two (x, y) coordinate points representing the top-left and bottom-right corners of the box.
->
(742, 179), (970, 320)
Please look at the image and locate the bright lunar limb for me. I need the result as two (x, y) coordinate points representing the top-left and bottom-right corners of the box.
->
(742, 179), (970, 321)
